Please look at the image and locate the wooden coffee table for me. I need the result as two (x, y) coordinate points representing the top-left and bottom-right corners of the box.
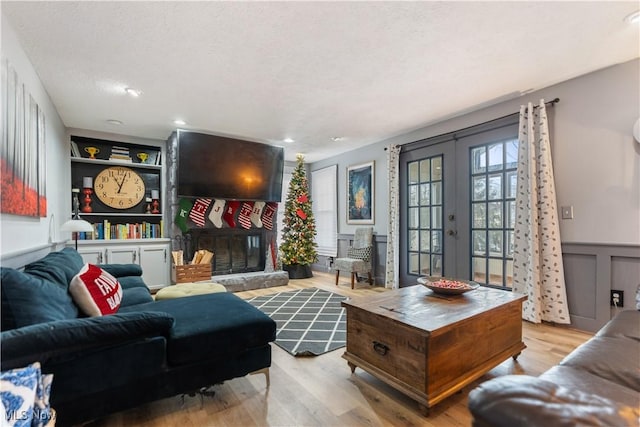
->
(341, 284), (526, 414)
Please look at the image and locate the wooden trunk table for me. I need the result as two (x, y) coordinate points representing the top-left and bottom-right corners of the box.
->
(341, 284), (526, 414)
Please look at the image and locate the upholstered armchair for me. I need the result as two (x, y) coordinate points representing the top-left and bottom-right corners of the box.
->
(335, 227), (374, 289)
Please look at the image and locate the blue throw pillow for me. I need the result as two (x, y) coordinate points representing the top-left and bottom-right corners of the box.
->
(0, 361), (55, 427)
(1, 268), (79, 331)
(23, 248), (84, 287)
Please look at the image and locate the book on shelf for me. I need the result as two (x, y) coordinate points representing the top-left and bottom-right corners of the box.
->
(155, 151), (162, 165)
(77, 220), (163, 240)
(70, 140), (81, 158)
(111, 146), (130, 155)
(109, 146), (132, 162)
(109, 155), (133, 163)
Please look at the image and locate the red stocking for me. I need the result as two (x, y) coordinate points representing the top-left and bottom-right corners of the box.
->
(223, 200), (241, 228)
(262, 202), (278, 230)
(188, 198), (212, 227)
(237, 201), (254, 229)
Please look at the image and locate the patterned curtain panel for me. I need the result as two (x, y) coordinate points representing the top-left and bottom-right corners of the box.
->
(513, 100), (569, 324)
(385, 144), (401, 289)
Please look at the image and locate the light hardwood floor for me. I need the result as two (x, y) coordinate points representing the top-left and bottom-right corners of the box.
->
(87, 271), (592, 427)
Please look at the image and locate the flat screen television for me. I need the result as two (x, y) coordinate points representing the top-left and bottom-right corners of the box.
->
(176, 130), (284, 202)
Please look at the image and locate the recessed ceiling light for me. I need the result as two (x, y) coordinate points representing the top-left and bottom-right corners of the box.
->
(106, 119), (123, 125)
(284, 138), (294, 143)
(124, 87), (141, 97)
(173, 119), (186, 126)
(625, 10), (640, 24)
(331, 136), (344, 142)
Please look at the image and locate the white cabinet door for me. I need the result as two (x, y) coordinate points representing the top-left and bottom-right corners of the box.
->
(77, 247), (104, 264)
(139, 244), (170, 287)
(105, 246), (139, 265)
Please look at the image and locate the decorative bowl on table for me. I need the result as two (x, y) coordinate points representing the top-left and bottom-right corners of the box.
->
(417, 276), (479, 295)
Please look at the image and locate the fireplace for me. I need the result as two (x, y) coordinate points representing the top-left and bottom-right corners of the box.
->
(186, 228), (270, 275)
(166, 133), (279, 276)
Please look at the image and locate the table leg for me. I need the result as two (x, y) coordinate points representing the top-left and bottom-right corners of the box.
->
(418, 403), (430, 416)
(347, 361), (356, 373)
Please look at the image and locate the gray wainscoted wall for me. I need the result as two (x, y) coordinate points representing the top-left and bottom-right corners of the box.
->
(562, 243), (640, 331)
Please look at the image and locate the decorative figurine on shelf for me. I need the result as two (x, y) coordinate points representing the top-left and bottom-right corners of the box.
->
(72, 188), (80, 214)
(81, 176), (93, 213)
(84, 146), (99, 159)
(137, 152), (149, 164)
(145, 197), (152, 214)
(151, 190), (160, 214)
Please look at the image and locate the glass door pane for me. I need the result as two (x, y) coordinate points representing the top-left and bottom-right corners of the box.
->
(406, 154), (443, 276)
(468, 138), (518, 289)
(400, 141), (456, 286)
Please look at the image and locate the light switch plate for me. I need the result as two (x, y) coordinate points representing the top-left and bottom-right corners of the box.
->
(561, 206), (574, 219)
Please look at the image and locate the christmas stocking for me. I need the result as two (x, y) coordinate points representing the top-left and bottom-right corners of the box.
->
(174, 198), (194, 233)
(223, 200), (241, 228)
(262, 202), (278, 230)
(237, 201), (254, 229)
(207, 199), (226, 228)
(188, 198), (212, 227)
(251, 201), (265, 228)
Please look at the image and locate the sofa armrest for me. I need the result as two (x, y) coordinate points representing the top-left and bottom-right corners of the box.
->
(98, 263), (143, 278)
(0, 312), (174, 369)
(468, 375), (640, 427)
(99, 264), (150, 292)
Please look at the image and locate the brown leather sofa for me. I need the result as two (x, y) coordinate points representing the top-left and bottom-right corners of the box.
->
(468, 310), (640, 427)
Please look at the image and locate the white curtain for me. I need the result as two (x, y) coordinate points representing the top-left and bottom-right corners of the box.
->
(513, 100), (570, 324)
(385, 144), (401, 289)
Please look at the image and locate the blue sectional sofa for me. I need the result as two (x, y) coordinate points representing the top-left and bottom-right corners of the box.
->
(1, 248), (276, 426)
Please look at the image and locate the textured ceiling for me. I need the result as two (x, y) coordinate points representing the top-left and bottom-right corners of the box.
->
(3, 1), (639, 162)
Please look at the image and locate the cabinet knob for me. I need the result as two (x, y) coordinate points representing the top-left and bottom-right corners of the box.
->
(133, 251), (137, 263)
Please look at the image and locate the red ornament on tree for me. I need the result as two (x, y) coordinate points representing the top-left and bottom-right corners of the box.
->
(296, 208), (307, 220)
(297, 194), (308, 203)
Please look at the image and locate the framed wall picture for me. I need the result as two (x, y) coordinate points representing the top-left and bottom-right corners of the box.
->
(347, 161), (374, 224)
(1, 58), (47, 217)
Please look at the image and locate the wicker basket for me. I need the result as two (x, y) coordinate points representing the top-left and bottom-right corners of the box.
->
(172, 263), (212, 284)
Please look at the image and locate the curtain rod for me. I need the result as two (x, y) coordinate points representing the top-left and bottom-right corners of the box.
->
(385, 97), (560, 151)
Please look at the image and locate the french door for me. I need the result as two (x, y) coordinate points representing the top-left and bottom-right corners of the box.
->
(399, 122), (519, 288)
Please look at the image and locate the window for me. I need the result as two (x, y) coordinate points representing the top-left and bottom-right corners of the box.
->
(470, 139), (518, 288)
(312, 165), (338, 257)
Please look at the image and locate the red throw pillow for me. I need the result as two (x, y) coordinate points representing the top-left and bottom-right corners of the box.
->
(70, 264), (123, 316)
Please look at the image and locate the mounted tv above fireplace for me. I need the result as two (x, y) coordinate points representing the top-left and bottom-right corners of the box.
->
(174, 130), (284, 202)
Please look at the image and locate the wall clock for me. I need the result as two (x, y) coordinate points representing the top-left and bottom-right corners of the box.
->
(95, 166), (145, 209)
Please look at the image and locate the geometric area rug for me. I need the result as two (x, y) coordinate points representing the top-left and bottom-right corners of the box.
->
(246, 288), (347, 357)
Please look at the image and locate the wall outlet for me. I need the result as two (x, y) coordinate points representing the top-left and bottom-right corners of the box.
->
(610, 290), (624, 307)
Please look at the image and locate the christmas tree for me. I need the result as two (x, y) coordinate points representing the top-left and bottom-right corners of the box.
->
(280, 154), (317, 272)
